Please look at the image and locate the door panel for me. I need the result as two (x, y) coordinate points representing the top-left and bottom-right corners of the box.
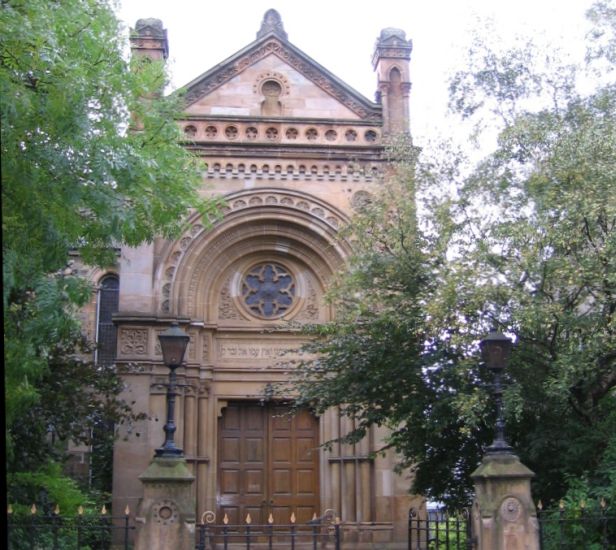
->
(217, 403), (319, 526)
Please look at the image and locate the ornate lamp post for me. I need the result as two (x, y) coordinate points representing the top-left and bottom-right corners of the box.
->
(480, 331), (514, 455)
(156, 322), (189, 458)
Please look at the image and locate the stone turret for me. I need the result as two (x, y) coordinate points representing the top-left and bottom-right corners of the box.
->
(130, 18), (169, 61)
(372, 28), (412, 134)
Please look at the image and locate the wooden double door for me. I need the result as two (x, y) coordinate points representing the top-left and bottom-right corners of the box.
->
(217, 402), (320, 526)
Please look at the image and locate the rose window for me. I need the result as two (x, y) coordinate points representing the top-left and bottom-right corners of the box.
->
(286, 128), (298, 139)
(241, 263), (296, 318)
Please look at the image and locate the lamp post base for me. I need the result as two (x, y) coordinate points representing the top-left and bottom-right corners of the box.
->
(154, 446), (184, 458)
(135, 456), (196, 550)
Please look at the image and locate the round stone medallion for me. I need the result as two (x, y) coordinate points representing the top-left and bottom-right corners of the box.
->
(153, 499), (179, 525)
(500, 496), (522, 522)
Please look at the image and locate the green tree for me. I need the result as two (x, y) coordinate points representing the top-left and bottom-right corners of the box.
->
(1, 0), (220, 501)
(283, 2), (616, 512)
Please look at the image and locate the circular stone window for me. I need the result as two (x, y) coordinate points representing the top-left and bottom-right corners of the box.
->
(241, 263), (296, 318)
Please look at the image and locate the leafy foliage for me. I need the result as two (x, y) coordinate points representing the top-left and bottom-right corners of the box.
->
(1, 0), (220, 500)
(283, 2), (616, 509)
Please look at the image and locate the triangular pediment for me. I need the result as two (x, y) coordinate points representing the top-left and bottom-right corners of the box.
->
(180, 33), (381, 121)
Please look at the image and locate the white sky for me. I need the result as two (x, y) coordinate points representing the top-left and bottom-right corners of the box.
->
(115, 0), (594, 147)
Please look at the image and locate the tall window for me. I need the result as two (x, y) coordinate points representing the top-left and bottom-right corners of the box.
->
(95, 275), (119, 365)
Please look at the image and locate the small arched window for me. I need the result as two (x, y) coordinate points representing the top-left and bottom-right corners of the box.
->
(95, 275), (119, 366)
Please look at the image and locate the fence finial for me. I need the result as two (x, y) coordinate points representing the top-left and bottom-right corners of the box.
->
(31, 504), (37, 515)
(600, 498), (607, 510)
(312, 512), (317, 521)
(268, 513), (274, 524)
(290, 512), (296, 524)
(580, 499), (586, 510)
(245, 513), (252, 525)
(78, 506), (84, 516)
(54, 504), (60, 515)
(223, 513), (229, 525)
(125, 504), (130, 516)
(101, 504), (108, 515)
(537, 500), (543, 511)
(8, 504), (13, 515)
(559, 500), (565, 511)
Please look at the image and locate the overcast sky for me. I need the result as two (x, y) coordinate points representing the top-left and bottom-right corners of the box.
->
(115, 0), (594, 146)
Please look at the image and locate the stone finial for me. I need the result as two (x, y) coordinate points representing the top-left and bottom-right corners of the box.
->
(257, 9), (288, 41)
(372, 27), (413, 69)
(130, 18), (169, 60)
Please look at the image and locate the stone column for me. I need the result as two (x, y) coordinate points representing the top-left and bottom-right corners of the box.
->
(471, 451), (540, 550)
(134, 457), (196, 550)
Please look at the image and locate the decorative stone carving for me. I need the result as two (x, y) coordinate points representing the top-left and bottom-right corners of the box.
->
(119, 328), (148, 356)
(500, 497), (522, 523)
(188, 331), (196, 360)
(218, 281), (241, 320)
(202, 334), (209, 361)
(296, 280), (319, 321)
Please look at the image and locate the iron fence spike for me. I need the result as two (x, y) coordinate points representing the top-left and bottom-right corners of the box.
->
(78, 505), (84, 516)
(246, 512), (252, 524)
(31, 504), (37, 515)
(54, 504), (60, 515)
(125, 504), (130, 515)
(8, 504), (13, 515)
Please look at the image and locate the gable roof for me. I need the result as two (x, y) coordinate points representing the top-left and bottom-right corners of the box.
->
(179, 10), (381, 122)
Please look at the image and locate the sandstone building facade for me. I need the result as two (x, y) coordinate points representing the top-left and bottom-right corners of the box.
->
(97, 10), (419, 547)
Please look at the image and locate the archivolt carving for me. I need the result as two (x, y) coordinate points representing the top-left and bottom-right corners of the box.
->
(184, 39), (381, 121)
(157, 190), (350, 318)
(224, 190), (343, 230)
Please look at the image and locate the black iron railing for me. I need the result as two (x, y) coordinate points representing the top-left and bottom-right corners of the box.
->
(7, 505), (135, 550)
(196, 510), (341, 550)
(537, 499), (615, 549)
(408, 507), (473, 550)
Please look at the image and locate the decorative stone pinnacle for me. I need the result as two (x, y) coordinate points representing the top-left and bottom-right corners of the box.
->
(372, 27), (413, 69)
(257, 9), (288, 41)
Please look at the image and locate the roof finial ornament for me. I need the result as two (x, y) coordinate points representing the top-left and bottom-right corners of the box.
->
(257, 9), (288, 41)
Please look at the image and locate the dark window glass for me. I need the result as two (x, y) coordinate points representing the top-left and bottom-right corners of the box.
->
(97, 275), (119, 365)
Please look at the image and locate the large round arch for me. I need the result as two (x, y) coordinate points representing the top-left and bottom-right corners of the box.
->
(154, 188), (352, 321)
